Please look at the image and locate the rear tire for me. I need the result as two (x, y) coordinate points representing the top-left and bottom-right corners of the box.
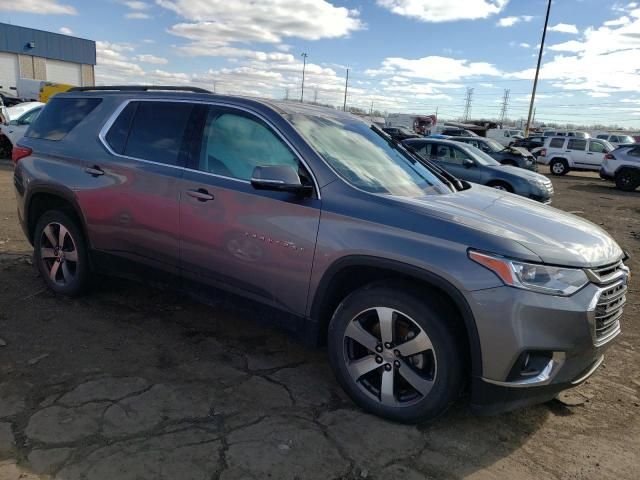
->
(550, 158), (569, 176)
(327, 283), (464, 423)
(614, 168), (640, 191)
(33, 210), (89, 297)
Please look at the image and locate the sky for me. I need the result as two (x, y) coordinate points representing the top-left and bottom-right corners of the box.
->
(1, 0), (639, 129)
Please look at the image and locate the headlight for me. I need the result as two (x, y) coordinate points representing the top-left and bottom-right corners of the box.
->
(469, 250), (588, 296)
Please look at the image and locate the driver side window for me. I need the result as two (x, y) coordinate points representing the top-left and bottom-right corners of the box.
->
(199, 108), (301, 181)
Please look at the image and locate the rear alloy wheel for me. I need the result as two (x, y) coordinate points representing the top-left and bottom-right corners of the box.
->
(550, 159), (569, 176)
(328, 284), (463, 423)
(615, 168), (640, 192)
(34, 211), (89, 296)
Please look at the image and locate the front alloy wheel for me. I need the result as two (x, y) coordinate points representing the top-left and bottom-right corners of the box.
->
(343, 307), (437, 407)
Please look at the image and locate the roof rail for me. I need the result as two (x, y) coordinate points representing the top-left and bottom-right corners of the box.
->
(67, 85), (212, 94)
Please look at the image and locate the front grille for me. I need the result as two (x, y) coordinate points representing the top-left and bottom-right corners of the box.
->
(594, 280), (626, 341)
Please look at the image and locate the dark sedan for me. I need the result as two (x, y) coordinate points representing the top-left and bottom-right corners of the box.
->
(512, 135), (546, 153)
(403, 138), (553, 203)
(382, 126), (421, 141)
(451, 136), (537, 171)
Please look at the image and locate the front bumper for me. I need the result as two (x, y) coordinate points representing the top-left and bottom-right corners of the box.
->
(467, 273), (627, 414)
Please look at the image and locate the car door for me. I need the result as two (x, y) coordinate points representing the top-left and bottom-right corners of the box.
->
(178, 104), (321, 315)
(566, 138), (587, 167)
(84, 99), (192, 273)
(586, 140), (608, 167)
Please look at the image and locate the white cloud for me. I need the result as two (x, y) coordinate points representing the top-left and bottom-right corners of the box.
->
(604, 16), (630, 26)
(123, 1), (150, 9)
(0, 0), (76, 15)
(58, 26), (73, 35)
(548, 23), (579, 34)
(497, 15), (533, 27)
(142, 39), (155, 44)
(519, 42), (531, 48)
(365, 55), (501, 82)
(125, 12), (151, 19)
(135, 54), (169, 65)
(376, 0), (508, 22)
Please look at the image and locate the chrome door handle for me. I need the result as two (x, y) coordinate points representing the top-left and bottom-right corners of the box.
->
(186, 189), (214, 202)
(85, 166), (104, 176)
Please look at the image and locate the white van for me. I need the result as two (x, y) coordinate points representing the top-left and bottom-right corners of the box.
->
(486, 128), (524, 146)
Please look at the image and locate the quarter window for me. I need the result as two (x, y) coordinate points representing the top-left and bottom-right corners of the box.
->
(198, 108), (300, 181)
(549, 138), (565, 148)
(27, 97), (101, 141)
(589, 141), (606, 153)
(567, 139), (587, 151)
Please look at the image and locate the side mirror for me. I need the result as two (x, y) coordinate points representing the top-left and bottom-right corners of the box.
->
(463, 158), (475, 168)
(250, 165), (313, 196)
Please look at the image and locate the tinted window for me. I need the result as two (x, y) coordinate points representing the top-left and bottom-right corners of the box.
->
(453, 148), (471, 162)
(27, 97), (101, 140)
(609, 136), (619, 143)
(433, 145), (462, 164)
(549, 138), (565, 148)
(124, 101), (193, 166)
(628, 147), (640, 158)
(199, 108), (299, 180)
(597, 134), (608, 140)
(105, 102), (137, 154)
(589, 141), (606, 153)
(544, 131), (555, 136)
(568, 139), (587, 151)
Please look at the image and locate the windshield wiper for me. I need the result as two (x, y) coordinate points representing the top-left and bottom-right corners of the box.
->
(370, 125), (463, 192)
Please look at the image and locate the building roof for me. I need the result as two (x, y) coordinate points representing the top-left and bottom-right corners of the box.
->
(0, 23), (96, 65)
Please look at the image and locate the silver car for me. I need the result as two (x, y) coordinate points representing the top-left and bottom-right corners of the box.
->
(13, 86), (630, 422)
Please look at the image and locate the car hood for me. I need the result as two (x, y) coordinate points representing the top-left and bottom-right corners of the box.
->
(504, 146), (533, 157)
(394, 185), (622, 268)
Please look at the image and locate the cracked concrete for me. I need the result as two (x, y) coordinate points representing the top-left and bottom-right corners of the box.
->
(0, 163), (639, 479)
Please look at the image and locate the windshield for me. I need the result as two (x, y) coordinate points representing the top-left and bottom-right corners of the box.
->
(484, 139), (504, 152)
(288, 114), (450, 197)
(464, 145), (501, 166)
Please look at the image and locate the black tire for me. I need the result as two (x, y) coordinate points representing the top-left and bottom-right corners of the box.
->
(327, 283), (464, 423)
(487, 180), (513, 193)
(33, 210), (90, 296)
(550, 158), (569, 176)
(614, 168), (640, 192)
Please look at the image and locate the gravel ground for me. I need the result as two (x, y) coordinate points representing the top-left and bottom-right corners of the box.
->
(0, 160), (639, 479)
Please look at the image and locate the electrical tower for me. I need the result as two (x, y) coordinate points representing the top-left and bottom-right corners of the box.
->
(284, 87), (290, 100)
(463, 88), (474, 121)
(499, 89), (510, 126)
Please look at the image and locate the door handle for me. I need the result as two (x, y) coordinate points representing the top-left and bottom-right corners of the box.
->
(85, 166), (104, 176)
(186, 188), (214, 202)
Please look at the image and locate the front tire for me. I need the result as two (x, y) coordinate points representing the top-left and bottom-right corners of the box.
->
(33, 210), (89, 296)
(327, 283), (464, 423)
(615, 168), (640, 191)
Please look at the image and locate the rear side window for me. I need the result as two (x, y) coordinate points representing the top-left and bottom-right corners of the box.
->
(549, 138), (565, 148)
(109, 101), (194, 166)
(27, 97), (101, 141)
(629, 147), (640, 158)
(568, 139), (587, 151)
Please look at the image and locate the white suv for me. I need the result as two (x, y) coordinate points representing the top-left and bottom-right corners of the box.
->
(600, 144), (640, 191)
(595, 134), (636, 148)
(536, 137), (613, 176)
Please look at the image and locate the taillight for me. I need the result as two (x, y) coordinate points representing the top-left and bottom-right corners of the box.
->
(11, 145), (32, 165)
(604, 153), (615, 160)
(539, 148), (547, 157)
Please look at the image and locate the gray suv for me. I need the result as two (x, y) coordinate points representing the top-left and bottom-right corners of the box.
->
(12, 86), (630, 423)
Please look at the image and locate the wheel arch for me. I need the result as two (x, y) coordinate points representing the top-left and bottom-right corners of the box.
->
(25, 186), (90, 248)
(309, 255), (483, 377)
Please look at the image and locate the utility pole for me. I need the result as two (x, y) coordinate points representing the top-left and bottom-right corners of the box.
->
(525, 0), (552, 137)
(369, 100), (373, 116)
(300, 52), (308, 103)
(284, 87), (289, 100)
(343, 68), (349, 112)
(463, 87), (474, 121)
(499, 89), (510, 126)
(532, 107), (537, 128)
(212, 81), (217, 93)
(313, 88), (318, 103)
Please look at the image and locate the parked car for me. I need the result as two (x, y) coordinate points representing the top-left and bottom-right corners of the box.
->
(13, 86), (629, 422)
(536, 137), (613, 176)
(512, 135), (546, 153)
(543, 130), (590, 139)
(485, 128), (524, 147)
(381, 126), (420, 141)
(450, 136), (537, 171)
(595, 134), (636, 148)
(0, 102), (44, 147)
(600, 144), (640, 191)
(403, 138), (553, 202)
(431, 125), (478, 137)
(0, 91), (24, 107)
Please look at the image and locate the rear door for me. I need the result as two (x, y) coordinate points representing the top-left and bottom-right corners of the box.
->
(178, 104), (321, 315)
(566, 138), (588, 167)
(586, 140), (608, 168)
(84, 99), (194, 273)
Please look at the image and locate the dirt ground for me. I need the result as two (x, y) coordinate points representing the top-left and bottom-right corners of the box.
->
(0, 159), (638, 480)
